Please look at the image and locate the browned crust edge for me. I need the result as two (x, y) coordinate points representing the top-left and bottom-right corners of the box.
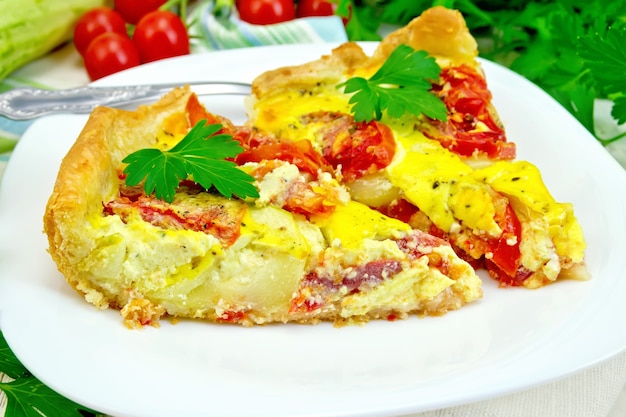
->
(43, 86), (194, 308)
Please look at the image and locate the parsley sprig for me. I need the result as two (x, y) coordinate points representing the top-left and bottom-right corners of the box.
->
(122, 121), (259, 203)
(339, 44), (448, 123)
(337, 0), (626, 146)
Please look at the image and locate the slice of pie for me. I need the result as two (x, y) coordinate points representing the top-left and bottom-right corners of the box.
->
(246, 6), (588, 289)
(43, 6), (586, 328)
(44, 86), (482, 327)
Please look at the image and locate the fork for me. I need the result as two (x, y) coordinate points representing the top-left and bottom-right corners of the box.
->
(0, 82), (252, 121)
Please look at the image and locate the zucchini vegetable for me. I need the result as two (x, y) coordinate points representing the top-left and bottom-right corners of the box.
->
(0, 0), (105, 81)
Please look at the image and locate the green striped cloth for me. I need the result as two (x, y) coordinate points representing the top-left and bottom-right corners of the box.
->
(189, 2), (347, 52)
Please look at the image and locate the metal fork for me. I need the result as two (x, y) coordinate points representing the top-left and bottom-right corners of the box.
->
(0, 82), (252, 120)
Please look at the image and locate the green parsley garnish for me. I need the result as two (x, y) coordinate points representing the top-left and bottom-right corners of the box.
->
(578, 25), (626, 126)
(336, 1), (626, 146)
(338, 44), (448, 123)
(122, 121), (259, 203)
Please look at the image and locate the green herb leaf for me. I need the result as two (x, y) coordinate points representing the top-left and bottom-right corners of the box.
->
(612, 96), (626, 125)
(0, 332), (28, 380)
(339, 44), (447, 122)
(0, 378), (100, 417)
(578, 24), (626, 97)
(123, 121), (260, 203)
(1, 331), (101, 417)
(336, 0), (382, 41)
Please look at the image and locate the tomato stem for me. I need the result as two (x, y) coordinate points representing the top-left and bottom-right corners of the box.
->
(213, 0), (235, 17)
(160, 0), (188, 24)
(0, 136), (17, 153)
(598, 130), (626, 146)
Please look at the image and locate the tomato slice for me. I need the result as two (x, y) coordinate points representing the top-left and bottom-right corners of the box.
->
(282, 181), (337, 217)
(105, 187), (246, 248)
(301, 112), (396, 182)
(426, 64), (514, 160)
(377, 198), (420, 224)
(379, 196), (526, 286)
(235, 136), (332, 177)
(437, 131), (516, 159)
(185, 94), (235, 134)
(488, 203), (522, 277)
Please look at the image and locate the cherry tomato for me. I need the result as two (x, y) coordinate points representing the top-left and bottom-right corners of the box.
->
(236, 0), (296, 25)
(133, 10), (190, 63)
(296, 0), (335, 18)
(113, 0), (167, 25)
(83, 32), (140, 81)
(73, 7), (128, 56)
(236, 140), (332, 178)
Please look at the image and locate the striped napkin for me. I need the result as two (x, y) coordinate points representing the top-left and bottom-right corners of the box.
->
(188, 2), (348, 52)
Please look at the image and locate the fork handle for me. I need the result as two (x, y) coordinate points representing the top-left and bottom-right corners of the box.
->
(0, 82), (252, 121)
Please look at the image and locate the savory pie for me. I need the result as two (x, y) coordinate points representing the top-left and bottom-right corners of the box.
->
(43, 6), (587, 328)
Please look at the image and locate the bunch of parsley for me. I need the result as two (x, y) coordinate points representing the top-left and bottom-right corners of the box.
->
(337, 0), (626, 145)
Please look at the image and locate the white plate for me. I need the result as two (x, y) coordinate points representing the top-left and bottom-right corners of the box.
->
(1, 44), (626, 417)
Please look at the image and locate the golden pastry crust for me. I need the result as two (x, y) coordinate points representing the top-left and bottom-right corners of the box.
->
(371, 6), (478, 66)
(250, 42), (369, 99)
(44, 88), (192, 310)
(251, 6), (478, 101)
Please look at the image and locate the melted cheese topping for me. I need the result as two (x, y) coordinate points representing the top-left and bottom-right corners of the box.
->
(388, 133), (501, 236)
(473, 161), (586, 263)
(248, 72), (585, 260)
(310, 200), (411, 249)
(251, 84), (351, 143)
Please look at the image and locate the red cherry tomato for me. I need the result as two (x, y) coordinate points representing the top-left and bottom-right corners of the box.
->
(133, 10), (190, 63)
(83, 32), (140, 81)
(236, 0), (296, 25)
(113, 0), (167, 25)
(73, 7), (128, 56)
(296, 0), (335, 17)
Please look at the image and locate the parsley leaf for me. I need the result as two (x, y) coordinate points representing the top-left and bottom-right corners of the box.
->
(123, 121), (260, 203)
(340, 1), (626, 145)
(612, 96), (626, 126)
(339, 44), (447, 123)
(1, 331), (101, 417)
(0, 332), (28, 380)
(578, 24), (626, 96)
(336, 0), (382, 41)
(1, 378), (101, 417)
